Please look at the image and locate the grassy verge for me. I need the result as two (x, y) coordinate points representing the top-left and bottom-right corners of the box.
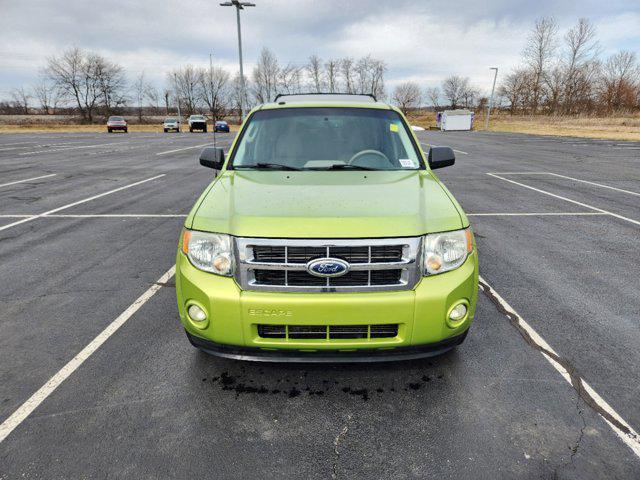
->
(0, 124), (240, 134)
(406, 112), (640, 142)
(486, 114), (640, 141)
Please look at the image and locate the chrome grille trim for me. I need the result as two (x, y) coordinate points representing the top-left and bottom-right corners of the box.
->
(235, 237), (422, 292)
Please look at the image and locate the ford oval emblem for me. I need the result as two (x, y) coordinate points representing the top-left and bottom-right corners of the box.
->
(306, 258), (350, 278)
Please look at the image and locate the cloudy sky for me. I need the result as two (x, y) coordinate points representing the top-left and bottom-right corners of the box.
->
(1, 0), (639, 100)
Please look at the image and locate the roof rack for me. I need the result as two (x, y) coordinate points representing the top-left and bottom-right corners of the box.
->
(273, 92), (377, 103)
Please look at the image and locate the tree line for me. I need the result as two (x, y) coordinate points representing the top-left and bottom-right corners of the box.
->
(1, 47), (387, 121)
(499, 17), (639, 115)
(2, 18), (638, 119)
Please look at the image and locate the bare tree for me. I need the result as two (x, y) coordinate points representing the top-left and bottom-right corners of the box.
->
(133, 72), (146, 121)
(425, 86), (441, 109)
(46, 48), (99, 121)
(32, 78), (58, 114)
(162, 89), (171, 115)
(200, 65), (230, 120)
(278, 63), (303, 94)
(170, 65), (203, 115)
(354, 55), (386, 99)
(145, 83), (160, 114)
(94, 56), (127, 115)
(562, 18), (599, 113)
(598, 51), (639, 112)
(524, 16), (558, 112)
(442, 75), (469, 109)
(252, 47), (280, 102)
(11, 87), (30, 114)
(340, 58), (355, 93)
(498, 69), (531, 114)
(325, 59), (340, 93)
(307, 54), (325, 92)
(392, 82), (422, 114)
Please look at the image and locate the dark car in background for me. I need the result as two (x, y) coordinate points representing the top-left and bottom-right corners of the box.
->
(188, 115), (207, 133)
(107, 116), (128, 133)
(214, 120), (230, 133)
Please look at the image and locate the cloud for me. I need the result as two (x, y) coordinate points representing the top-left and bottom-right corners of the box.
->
(0, 0), (638, 99)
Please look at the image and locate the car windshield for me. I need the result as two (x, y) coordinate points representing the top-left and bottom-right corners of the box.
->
(191, 116), (205, 120)
(165, 118), (177, 122)
(216, 121), (227, 125)
(231, 107), (422, 171)
(109, 116), (124, 121)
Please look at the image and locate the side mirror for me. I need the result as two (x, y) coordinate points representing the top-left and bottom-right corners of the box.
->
(428, 146), (455, 170)
(199, 147), (225, 170)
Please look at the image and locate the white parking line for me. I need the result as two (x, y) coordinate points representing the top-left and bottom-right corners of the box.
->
(487, 173), (640, 227)
(479, 276), (640, 458)
(156, 143), (212, 156)
(0, 266), (176, 444)
(544, 173), (640, 197)
(19, 142), (129, 155)
(0, 174), (57, 188)
(491, 172), (640, 197)
(0, 175), (166, 233)
(468, 212), (607, 216)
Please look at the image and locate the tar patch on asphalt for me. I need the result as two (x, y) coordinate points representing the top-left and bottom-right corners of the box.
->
(200, 370), (447, 401)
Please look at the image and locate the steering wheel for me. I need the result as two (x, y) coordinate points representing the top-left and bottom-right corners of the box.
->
(347, 149), (390, 166)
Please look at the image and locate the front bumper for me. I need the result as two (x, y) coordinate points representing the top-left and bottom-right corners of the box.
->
(186, 329), (468, 362)
(175, 249), (478, 359)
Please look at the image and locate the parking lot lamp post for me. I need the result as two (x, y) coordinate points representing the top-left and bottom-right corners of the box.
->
(485, 67), (498, 131)
(220, 0), (255, 121)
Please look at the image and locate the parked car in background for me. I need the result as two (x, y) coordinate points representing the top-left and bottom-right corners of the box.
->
(163, 117), (180, 133)
(107, 116), (128, 133)
(188, 115), (207, 133)
(176, 93), (478, 362)
(214, 120), (230, 133)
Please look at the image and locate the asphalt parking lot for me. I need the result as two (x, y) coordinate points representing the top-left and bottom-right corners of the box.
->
(0, 129), (639, 479)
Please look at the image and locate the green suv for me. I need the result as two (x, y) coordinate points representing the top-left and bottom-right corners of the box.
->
(176, 94), (478, 362)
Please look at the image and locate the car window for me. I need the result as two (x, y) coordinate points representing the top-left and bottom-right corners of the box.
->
(165, 118), (176, 122)
(231, 107), (422, 170)
(109, 116), (124, 121)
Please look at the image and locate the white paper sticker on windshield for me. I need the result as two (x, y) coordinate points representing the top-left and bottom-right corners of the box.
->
(399, 158), (415, 168)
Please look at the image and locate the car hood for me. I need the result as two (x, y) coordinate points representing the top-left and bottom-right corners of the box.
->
(190, 170), (465, 238)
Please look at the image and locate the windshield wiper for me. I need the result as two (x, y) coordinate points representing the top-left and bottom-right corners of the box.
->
(309, 164), (382, 171)
(234, 162), (301, 171)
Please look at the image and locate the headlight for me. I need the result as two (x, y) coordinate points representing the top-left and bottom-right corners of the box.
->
(181, 229), (234, 276)
(422, 227), (473, 275)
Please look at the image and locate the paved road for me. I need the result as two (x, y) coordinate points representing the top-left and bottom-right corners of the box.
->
(0, 130), (639, 479)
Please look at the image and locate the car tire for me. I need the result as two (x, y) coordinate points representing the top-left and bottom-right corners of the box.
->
(107, 129), (112, 133)
(189, 127), (193, 132)
(203, 126), (208, 133)
(164, 128), (168, 133)
(124, 128), (128, 133)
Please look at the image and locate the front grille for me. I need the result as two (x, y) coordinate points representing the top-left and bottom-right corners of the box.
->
(251, 245), (404, 264)
(236, 237), (421, 293)
(257, 324), (399, 340)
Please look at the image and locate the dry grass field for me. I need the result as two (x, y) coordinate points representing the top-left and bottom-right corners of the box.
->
(0, 115), (240, 134)
(406, 111), (640, 141)
(1, 113), (638, 141)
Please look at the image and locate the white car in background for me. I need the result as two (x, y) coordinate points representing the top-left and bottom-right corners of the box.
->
(163, 117), (180, 133)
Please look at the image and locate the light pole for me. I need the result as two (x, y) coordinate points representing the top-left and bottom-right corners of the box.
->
(485, 67), (498, 131)
(220, 0), (255, 121)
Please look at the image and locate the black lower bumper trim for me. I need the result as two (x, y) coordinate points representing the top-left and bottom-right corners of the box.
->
(185, 330), (468, 363)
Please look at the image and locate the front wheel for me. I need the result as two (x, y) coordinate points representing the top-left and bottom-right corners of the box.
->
(189, 127), (193, 132)
(124, 128), (128, 133)
(203, 126), (208, 133)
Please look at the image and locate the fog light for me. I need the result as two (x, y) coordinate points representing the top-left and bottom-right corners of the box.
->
(188, 304), (207, 322)
(449, 303), (467, 321)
